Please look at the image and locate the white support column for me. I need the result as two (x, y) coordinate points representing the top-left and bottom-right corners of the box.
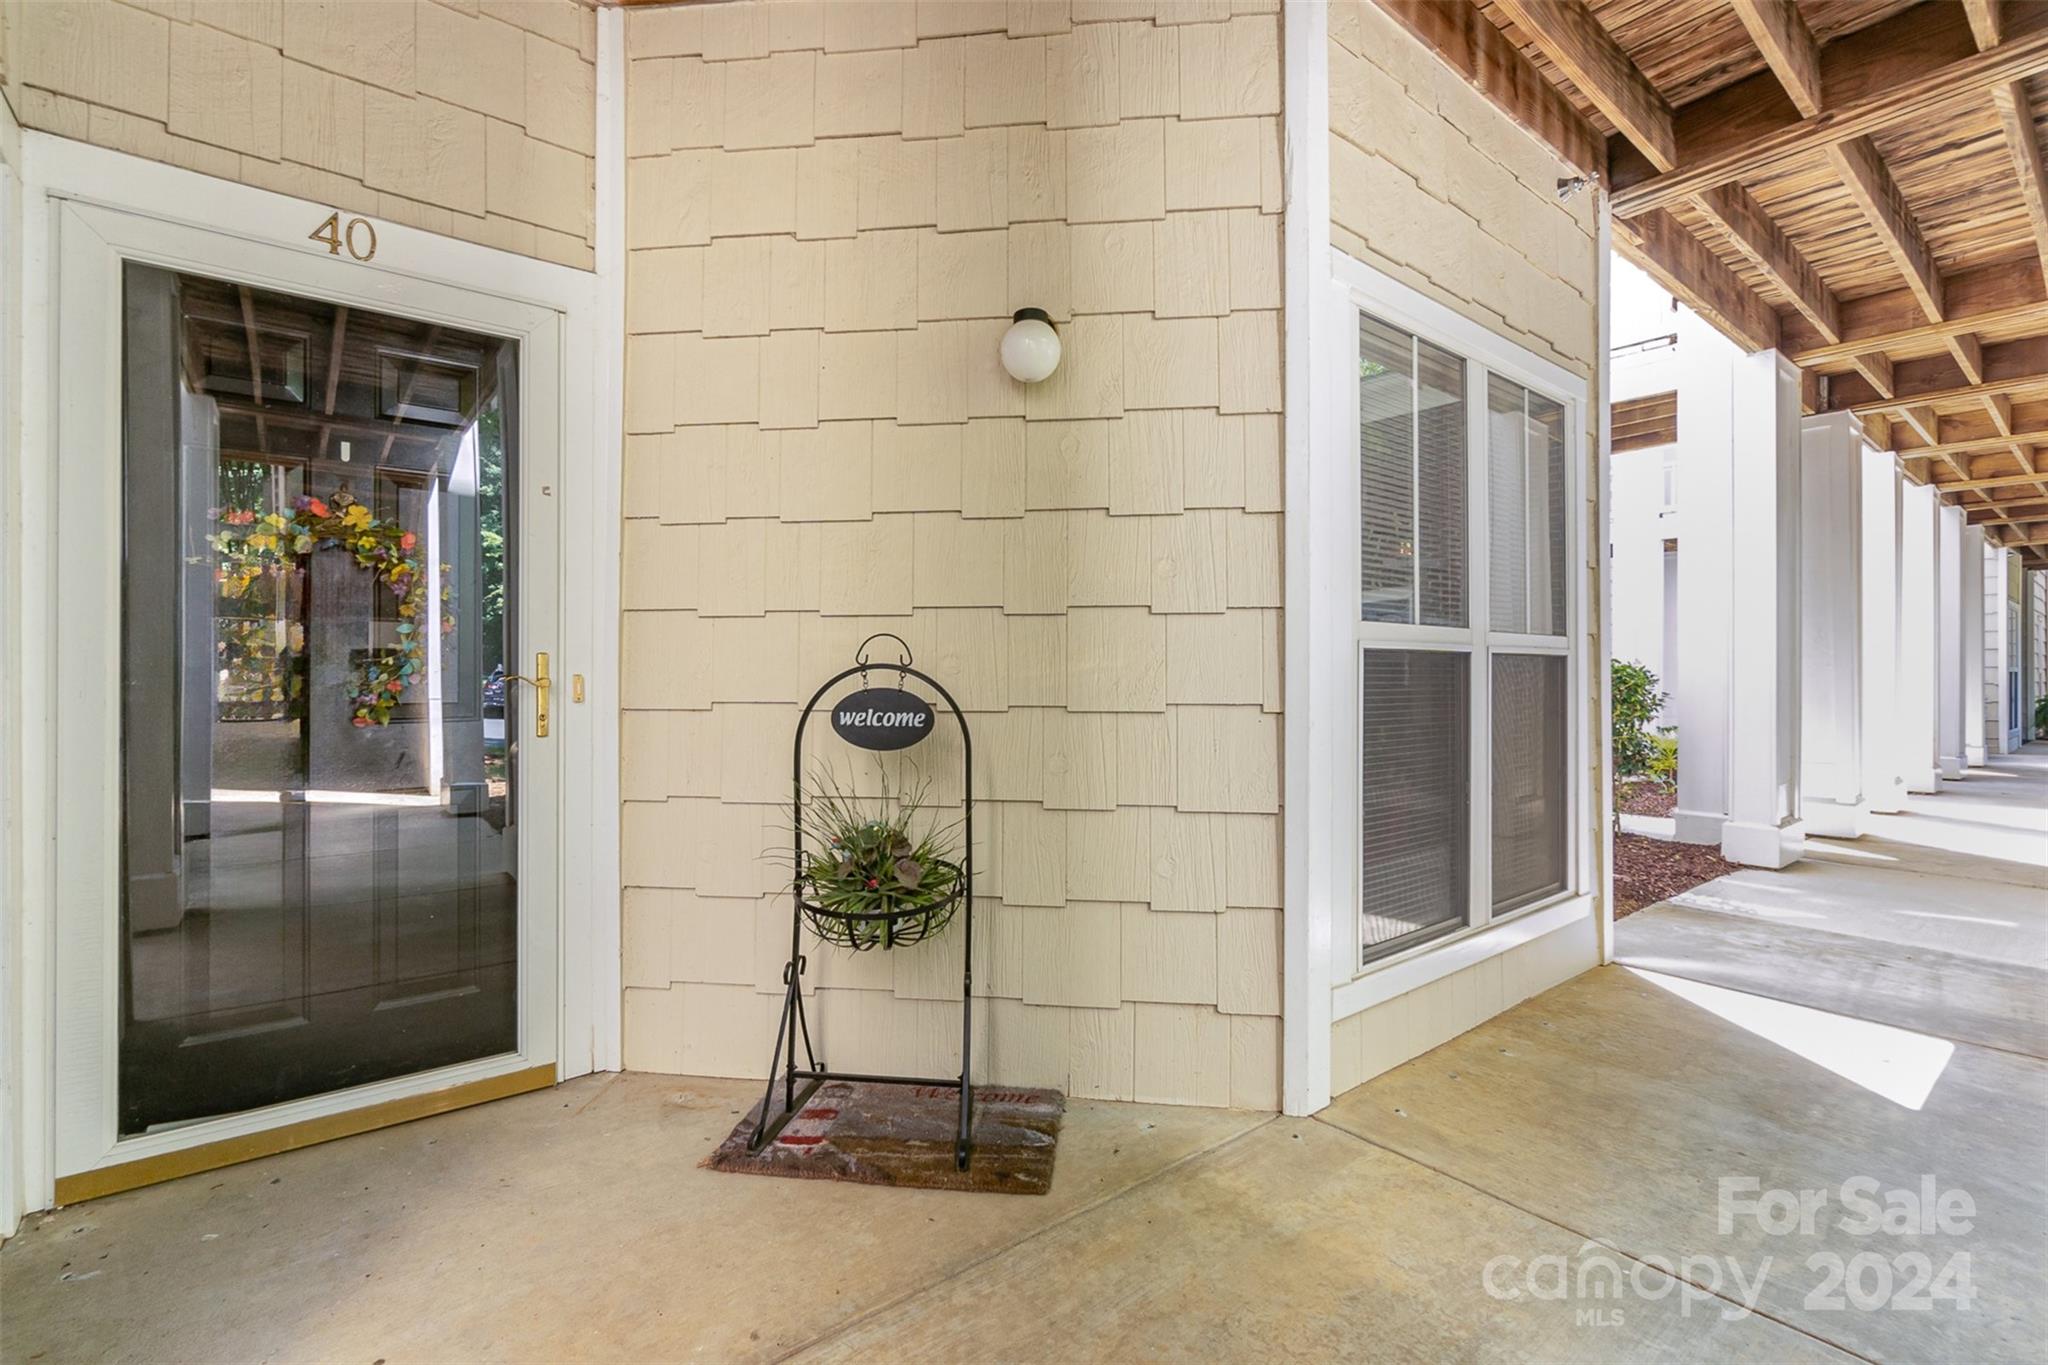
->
(1672, 328), (1733, 844)
(1963, 526), (1989, 766)
(1722, 351), (1805, 868)
(1799, 413), (1864, 837)
(1991, 549), (2017, 754)
(1858, 447), (1903, 814)
(1898, 483), (1942, 792)
(1937, 503), (1968, 778)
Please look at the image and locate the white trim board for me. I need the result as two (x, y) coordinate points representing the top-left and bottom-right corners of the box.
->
(1280, 0), (1335, 1118)
(1332, 894), (1593, 1020)
(8, 131), (622, 1215)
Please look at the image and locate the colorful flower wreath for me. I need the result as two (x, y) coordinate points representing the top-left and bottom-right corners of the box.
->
(210, 491), (454, 727)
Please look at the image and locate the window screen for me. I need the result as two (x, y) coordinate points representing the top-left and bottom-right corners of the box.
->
(1361, 649), (1470, 960)
(1360, 316), (1465, 626)
(1487, 375), (1567, 636)
(1491, 653), (1568, 913)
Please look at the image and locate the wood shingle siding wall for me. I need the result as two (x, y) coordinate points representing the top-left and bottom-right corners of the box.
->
(619, 0), (1286, 1108)
(1326, 0), (1604, 1096)
(7, 0), (598, 270)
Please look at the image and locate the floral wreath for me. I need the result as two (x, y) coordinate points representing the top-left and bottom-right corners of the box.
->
(210, 490), (454, 726)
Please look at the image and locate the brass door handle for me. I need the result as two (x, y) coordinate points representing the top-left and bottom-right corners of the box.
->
(506, 652), (550, 737)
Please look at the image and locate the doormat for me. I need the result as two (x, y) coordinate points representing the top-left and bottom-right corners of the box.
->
(702, 1080), (1064, 1195)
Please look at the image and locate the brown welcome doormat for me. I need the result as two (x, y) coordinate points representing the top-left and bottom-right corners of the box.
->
(702, 1081), (1065, 1195)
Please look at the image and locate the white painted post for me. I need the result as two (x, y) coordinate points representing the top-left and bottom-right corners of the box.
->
(1609, 447), (1667, 679)
(1799, 413), (1864, 837)
(1937, 504), (1968, 778)
(1671, 324), (1733, 845)
(1963, 526), (1988, 767)
(1722, 351), (1804, 868)
(1897, 483), (1942, 792)
(1278, 0), (1333, 1117)
(1858, 446), (1903, 814)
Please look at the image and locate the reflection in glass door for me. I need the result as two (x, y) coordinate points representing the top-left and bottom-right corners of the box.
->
(120, 265), (522, 1134)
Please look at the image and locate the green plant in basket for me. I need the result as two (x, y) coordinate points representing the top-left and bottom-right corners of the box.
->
(796, 766), (962, 951)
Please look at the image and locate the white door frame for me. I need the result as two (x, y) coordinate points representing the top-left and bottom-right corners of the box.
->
(8, 132), (620, 1217)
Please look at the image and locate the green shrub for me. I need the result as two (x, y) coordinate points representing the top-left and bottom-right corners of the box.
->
(1647, 731), (1678, 786)
(1612, 659), (1667, 778)
(2035, 694), (2048, 740)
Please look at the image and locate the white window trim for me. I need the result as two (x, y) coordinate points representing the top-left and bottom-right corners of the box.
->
(1324, 248), (1593, 1023)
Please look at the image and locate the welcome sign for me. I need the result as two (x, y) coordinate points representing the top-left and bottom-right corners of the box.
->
(831, 687), (935, 751)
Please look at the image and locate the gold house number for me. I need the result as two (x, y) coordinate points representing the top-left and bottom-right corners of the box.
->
(309, 212), (378, 261)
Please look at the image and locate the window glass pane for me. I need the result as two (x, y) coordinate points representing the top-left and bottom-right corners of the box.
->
(1487, 375), (1568, 635)
(1359, 315), (1466, 627)
(1416, 338), (1467, 627)
(1359, 316), (1415, 623)
(1491, 653), (1569, 913)
(1362, 649), (1470, 961)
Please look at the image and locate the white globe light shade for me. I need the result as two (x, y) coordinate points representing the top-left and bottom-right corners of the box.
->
(1000, 309), (1062, 383)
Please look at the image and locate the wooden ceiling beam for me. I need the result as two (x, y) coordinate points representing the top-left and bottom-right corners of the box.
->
(1897, 424), (2048, 462)
(1948, 333), (1987, 385)
(1849, 352), (1895, 399)
(1828, 136), (1945, 324)
(1992, 81), (2048, 292)
(1967, 501), (2048, 526)
(1832, 338), (2048, 414)
(1728, 0), (1824, 118)
(1366, 0), (1604, 176)
(1930, 465), (2048, 494)
(1612, 208), (1780, 354)
(1689, 182), (1840, 342)
(1492, 0), (1675, 170)
(1897, 405), (1942, 447)
(1962, 0), (2003, 49)
(1608, 7), (2048, 218)
(1985, 392), (2016, 436)
(1783, 256), (2048, 365)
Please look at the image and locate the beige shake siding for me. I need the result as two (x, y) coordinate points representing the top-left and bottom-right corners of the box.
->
(617, 0), (1287, 1108)
(1325, 0), (1605, 1096)
(3, 0), (1614, 1115)
(6, 0), (597, 270)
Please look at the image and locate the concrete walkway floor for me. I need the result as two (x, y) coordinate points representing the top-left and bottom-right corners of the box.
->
(4, 754), (2044, 1363)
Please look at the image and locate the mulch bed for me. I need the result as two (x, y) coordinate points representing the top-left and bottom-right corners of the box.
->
(1617, 779), (1678, 817)
(1613, 832), (1740, 919)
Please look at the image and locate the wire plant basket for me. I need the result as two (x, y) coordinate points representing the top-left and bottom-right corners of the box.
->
(797, 857), (964, 951)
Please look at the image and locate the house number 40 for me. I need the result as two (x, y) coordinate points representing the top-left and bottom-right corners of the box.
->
(309, 212), (378, 261)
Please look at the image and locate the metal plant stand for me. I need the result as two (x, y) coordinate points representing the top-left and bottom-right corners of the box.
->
(746, 636), (977, 1170)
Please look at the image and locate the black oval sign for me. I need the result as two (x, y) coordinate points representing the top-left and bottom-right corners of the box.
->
(831, 687), (935, 751)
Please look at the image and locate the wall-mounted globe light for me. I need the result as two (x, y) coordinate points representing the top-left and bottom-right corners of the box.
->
(999, 307), (1061, 383)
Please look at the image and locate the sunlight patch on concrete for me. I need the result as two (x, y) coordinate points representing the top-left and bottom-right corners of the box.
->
(1628, 968), (1955, 1111)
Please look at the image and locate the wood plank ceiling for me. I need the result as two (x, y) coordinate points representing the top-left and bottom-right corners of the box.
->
(1378, 0), (2048, 568)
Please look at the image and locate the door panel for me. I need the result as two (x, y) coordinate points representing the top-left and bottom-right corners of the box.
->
(116, 265), (524, 1133)
(53, 201), (561, 1183)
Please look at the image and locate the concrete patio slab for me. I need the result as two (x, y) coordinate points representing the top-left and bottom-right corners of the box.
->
(0, 1075), (1267, 1364)
(1319, 966), (2048, 1364)
(1616, 902), (2048, 1059)
(1662, 856), (2048, 965)
(796, 1117), (1850, 1364)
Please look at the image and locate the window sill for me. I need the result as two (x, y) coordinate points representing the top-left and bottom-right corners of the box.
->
(1331, 892), (1594, 1023)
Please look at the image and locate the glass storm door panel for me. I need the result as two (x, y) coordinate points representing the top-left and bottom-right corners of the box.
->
(119, 265), (522, 1134)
